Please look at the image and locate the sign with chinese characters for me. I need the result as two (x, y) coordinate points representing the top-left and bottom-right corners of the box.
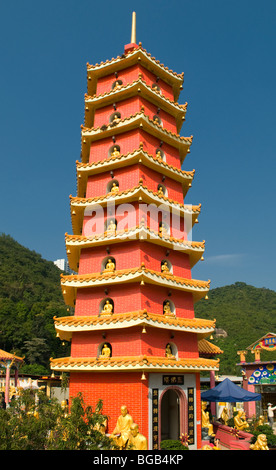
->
(152, 389), (159, 450)
(162, 375), (184, 385)
(187, 388), (195, 445)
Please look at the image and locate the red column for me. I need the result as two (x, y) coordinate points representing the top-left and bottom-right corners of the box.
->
(5, 364), (10, 405)
(210, 370), (216, 417)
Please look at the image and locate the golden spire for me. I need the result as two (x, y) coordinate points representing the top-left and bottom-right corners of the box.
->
(131, 11), (136, 44)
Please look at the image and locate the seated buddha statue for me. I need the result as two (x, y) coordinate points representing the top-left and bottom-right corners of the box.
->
(110, 182), (119, 195)
(158, 186), (164, 196)
(165, 343), (175, 359)
(163, 301), (174, 317)
(161, 261), (171, 275)
(106, 219), (116, 234)
(156, 149), (163, 160)
(99, 343), (111, 359)
(159, 223), (168, 237)
(113, 80), (122, 90)
(110, 146), (120, 157)
(234, 410), (249, 431)
(112, 114), (120, 124)
(101, 300), (113, 315)
(201, 401), (214, 436)
(127, 423), (148, 450)
(110, 406), (133, 449)
(103, 258), (115, 273)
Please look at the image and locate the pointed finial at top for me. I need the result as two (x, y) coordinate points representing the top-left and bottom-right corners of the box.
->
(131, 11), (136, 44)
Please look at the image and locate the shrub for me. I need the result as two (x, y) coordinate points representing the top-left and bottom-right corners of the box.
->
(160, 439), (189, 450)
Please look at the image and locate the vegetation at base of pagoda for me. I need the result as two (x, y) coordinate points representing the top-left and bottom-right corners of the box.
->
(0, 234), (70, 375)
(195, 282), (276, 376)
(0, 389), (115, 450)
(0, 233), (276, 376)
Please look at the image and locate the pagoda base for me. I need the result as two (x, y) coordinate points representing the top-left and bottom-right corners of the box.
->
(69, 370), (202, 449)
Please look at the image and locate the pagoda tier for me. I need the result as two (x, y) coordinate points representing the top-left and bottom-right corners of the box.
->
(51, 35), (219, 450)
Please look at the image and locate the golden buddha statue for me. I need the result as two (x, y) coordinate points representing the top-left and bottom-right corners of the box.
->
(234, 409), (249, 431)
(257, 415), (265, 426)
(159, 222), (168, 237)
(156, 149), (163, 159)
(99, 343), (111, 359)
(113, 80), (122, 90)
(165, 343), (175, 358)
(110, 405), (133, 449)
(250, 434), (269, 450)
(127, 423), (147, 450)
(110, 182), (119, 195)
(161, 261), (171, 274)
(106, 219), (116, 233)
(61, 400), (69, 418)
(101, 300), (113, 315)
(104, 258), (115, 272)
(201, 401), (214, 436)
(163, 301), (174, 317)
(158, 186), (164, 196)
(110, 146), (120, 157)
(112, 114), (120, 124)
(220, 406), (229, 425)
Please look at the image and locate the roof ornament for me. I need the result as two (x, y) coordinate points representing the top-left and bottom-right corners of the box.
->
(131, 11), (136, 44)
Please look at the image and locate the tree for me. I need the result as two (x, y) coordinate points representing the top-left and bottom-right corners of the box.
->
(0, 389), (115, 450)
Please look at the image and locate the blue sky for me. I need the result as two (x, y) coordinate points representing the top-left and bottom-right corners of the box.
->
(0, 0), (275, 291)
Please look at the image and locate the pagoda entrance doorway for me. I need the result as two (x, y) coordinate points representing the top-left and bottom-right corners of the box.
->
(160, 388), (180, 441)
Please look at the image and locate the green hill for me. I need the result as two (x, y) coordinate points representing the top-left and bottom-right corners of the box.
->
(0, 233), (69, 374)
(195, 282), (276, 375)
(0, 234), (275, 376)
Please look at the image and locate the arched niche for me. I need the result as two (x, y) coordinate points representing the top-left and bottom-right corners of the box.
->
(159, 221), (170, 237)
(157, 183), (167, 197)
(152, 83), (161, 93)
(105, 218), (117, 233)
(99, 298), (114, 315)
(163, 299), (175, 316)
(155, 148), (165, 161)
(108, 144), (121, 158)
(109, 111), (121, 124)
(101, 256), (116, 273)
(161, 259), (173, 274)
(107, 179), (119, 195)
(153, 115), (162, 126)
(112, 79), (123, 90)
(165, 342), (178, 359)
(98, 342), (112, 359)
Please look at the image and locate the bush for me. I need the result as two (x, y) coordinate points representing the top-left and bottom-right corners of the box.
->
(0, 390), (114, 450)
(160, 439), (189, 450)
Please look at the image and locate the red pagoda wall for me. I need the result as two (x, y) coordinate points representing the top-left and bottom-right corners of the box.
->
(69, 372), (149, 439)
(89, 129), (181, 169)
(74, 284), (194, 318)
(96, 63), (174, 101)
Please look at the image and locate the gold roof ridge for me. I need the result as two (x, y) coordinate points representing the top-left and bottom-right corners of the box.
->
(86, 45), (184, 80)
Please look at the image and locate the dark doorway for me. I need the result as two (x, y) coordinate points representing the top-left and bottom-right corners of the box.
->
(161, 389), (180, 441)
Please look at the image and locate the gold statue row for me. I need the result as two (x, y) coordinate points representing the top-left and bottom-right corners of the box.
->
(59, 401), (147, 450)
(107, 181), (166, 197)
(98, 342), (175, 360)
(203, 404), (270, 450)
(105, 220), (169, 237)
(100, 299), (175, 317)
(109, 147), (164, 160)
(102, 258), (171, 274)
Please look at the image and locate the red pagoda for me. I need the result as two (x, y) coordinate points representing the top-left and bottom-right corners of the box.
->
(51, 14), (219, 450)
